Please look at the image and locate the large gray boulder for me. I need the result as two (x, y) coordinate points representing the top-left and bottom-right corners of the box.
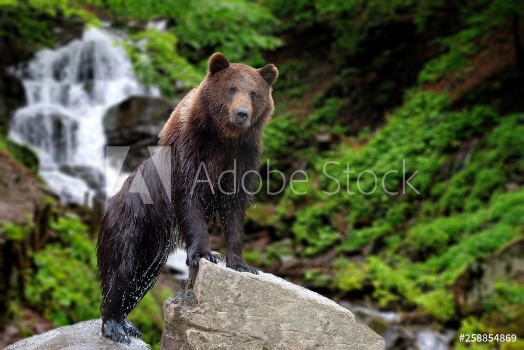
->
(161, 259), (385, 350)
(5, 319), (150, 350)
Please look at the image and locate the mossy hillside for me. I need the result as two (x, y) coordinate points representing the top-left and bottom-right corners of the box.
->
(250, 2), (524, 336)
(0, 136), (39, 173)
(254, 90), (524, 338)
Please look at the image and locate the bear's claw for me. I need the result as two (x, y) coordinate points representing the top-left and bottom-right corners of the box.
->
(187, 251), (218, 267)
(228, 262), (259, 275)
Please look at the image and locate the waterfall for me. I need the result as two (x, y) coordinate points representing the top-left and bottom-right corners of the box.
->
(9, 27), (155, 204)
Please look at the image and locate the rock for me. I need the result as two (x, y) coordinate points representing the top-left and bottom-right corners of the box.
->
(0, 73), (25, 130)
(104, 96), (175, 171)
(0, 26), (31, 131)
(5, 319), (150, 350)
(454, 238), (524, 315)
(104, 95), (174, 131)
(52, 21), (84, 46)
(161, 258), (385, 350)
(59, 165), (105, 202)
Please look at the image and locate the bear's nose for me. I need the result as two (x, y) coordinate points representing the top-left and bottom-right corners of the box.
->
(235, 108), (249, 125)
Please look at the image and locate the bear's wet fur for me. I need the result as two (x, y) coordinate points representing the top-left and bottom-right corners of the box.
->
(96, 53), (278, 344)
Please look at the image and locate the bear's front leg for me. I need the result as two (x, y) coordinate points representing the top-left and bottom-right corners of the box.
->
(176, 195), (217, 268)
(219, 202), (259, 274)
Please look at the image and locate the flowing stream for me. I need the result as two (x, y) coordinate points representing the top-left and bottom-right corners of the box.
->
(343, 301), (456, 349)
(9, 27), (153, 204)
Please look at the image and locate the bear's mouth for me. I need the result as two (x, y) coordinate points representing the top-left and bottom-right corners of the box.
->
(230, 116), (251, 128)
(232, 120), (250, 128)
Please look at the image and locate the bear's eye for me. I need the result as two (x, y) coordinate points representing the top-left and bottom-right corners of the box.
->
(250, 92), (257, 99)
(228, 87), (236, 95)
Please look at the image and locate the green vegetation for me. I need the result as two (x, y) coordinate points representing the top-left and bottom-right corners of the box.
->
(0, 0), (97, 47)
(0, 0), (281, 96)
(1, 0), (523, 348)
(253, 0), (524, 345)
(116, 0), (281, 94)
(0, 135), (38, 172)
(419, 0), (524, 84)
(1, 213), (169, 349)
(260, 93), (524, 327)
(123, 29), (200, 96)
(0, 1), (281, 346)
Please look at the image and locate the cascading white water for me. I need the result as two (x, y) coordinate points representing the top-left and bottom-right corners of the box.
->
(9, 27), (155, 204)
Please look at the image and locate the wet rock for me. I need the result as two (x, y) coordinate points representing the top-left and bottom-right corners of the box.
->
(59, 165), (105, 201)
(104, 96), (175, 171)
(0, 73), (25, 130)
(0, 25), (32, 131)
(104, 95), (174, 131)
(5, 319), (150, 350)
(52, 22), (84, 46)
(161, 258), (385, 350)
(454, 238), (524, 315)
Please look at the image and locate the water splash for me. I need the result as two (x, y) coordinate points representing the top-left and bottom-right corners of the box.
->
(9, 27), (156, 204)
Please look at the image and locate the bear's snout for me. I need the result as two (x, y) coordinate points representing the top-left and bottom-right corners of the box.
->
(233, 107), (250, 126)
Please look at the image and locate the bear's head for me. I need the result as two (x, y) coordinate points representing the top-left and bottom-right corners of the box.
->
(202, 53), (278, 138)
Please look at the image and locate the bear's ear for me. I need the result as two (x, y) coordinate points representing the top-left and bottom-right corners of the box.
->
(208, 52), (230, 76)
(258, 64), (278, 86)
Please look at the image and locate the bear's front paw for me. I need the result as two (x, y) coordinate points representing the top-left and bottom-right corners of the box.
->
(227, 261), (259, 275)
(187, 251), (217, 267)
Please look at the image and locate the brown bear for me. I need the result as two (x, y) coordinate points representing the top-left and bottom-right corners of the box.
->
(96, 52), (278, 344)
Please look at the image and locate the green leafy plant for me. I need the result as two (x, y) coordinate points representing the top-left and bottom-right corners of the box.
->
(123, 29), (201, 95)
(1, 214), (172, 349)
